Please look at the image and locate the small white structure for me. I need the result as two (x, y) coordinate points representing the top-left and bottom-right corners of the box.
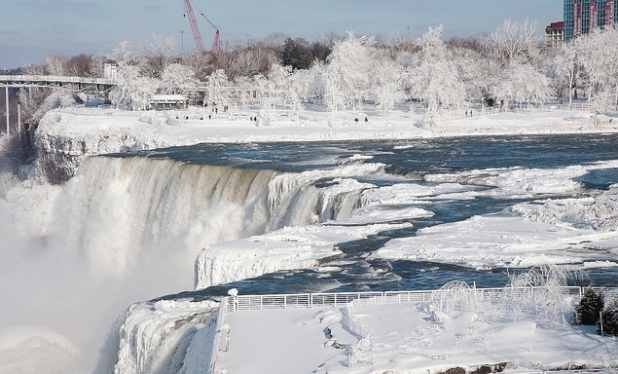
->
(103, 63), (117, 79)
(149, 95), (188, 110)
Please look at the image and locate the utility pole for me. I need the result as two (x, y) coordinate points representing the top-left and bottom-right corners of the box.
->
(180, 30), (185, 54)
(5, 86), (9, 136)
(407, 25), (410, 37)
(17, 103), (21, 140)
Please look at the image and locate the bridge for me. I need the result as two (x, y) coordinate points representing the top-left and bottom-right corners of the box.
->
(1, 74), (116, 136)
(0, 74), (116, 90)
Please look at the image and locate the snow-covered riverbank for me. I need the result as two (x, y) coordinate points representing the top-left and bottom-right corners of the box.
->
(32, 106), (618, 182)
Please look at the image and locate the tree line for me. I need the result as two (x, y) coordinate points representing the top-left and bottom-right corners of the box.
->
(10, 22), (618, 124)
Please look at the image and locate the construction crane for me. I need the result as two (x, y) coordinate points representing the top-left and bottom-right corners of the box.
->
(183, 0), (220, 53)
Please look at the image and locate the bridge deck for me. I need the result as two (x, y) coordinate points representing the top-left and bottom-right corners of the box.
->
(0, 74), (115, 87)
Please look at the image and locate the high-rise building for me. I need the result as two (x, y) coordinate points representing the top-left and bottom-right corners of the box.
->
(564, 0), (617, 41)
(545, 21), (565, 47)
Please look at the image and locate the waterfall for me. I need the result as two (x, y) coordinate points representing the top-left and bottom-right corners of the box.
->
(54, 155), (384, 279)
(10, 154), (382, 371)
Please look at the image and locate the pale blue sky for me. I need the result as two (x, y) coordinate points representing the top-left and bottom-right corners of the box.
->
(0, 0), (561, 69)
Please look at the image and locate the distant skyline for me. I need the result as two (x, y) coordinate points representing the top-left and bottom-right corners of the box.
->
(0, 0), (561, 69)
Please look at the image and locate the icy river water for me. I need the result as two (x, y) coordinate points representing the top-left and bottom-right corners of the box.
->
(125, 133), (618, 300)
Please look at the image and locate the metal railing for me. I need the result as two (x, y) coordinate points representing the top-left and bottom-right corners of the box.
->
(224, 286), (591, 313)
(207, 297), (228, 374)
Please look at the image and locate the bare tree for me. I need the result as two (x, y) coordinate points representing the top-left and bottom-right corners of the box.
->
(67, 54), (93, 77)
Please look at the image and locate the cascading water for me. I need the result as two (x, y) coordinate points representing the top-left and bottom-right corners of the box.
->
(54, 155), (382, 280)
(1, 152), (385, 373)
(55, 156), (277, 278)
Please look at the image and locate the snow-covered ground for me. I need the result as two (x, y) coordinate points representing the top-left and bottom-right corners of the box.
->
(2, 105), (618, 373)
(216, 288), (617, 374)
(39, 106), (618, 150)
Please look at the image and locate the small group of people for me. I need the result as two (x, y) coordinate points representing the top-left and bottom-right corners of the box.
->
(354, 117), (369, 123)
(465, 110), (473, 117)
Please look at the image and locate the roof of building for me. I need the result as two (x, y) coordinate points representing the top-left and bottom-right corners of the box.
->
(546, 21), (564, 29)
(150, 94), (186, 101)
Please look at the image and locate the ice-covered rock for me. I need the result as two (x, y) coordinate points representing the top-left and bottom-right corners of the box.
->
(109, 300), (219, 374)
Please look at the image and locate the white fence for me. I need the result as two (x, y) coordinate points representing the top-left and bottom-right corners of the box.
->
(223, 286), (592, 313)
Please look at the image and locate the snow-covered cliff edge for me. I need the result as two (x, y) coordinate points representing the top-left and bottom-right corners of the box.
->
(101, 300), (219, 374)
(33, 109), (188, 183)
(32, 106), (617, 184)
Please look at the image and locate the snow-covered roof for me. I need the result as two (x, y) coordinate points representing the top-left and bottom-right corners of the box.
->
(150, 94), (186, 102)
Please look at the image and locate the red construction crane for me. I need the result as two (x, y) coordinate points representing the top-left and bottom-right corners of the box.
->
(183, 0), (220, 53)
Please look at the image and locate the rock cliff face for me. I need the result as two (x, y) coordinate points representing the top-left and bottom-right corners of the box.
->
(32, 110), (172, 184)
(34, 129), (89, 184)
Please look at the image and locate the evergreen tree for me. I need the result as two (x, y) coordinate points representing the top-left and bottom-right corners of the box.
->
(282, 38), (314, 70)
(599, 297), (618, 336)
(573, 287), (603, 325)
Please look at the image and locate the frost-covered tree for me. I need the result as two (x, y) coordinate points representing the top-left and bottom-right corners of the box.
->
(31, 91), (76, 123)
(159, 63), (198, 96)
(408, 25), (466, 123)
(24, 63), (45, 76)
(181, 51), (212, 81)
(506, 264), (574, 326)
(587, 27), (618, 109)
(109, 64), (157, 110)
(324, 32), (375, 112)
(45, 53), (67, 76)
(265, 64), (291, 107)
(455, 48), (501, 107)
(89, 53), (107, 79)
(111, 40), (134, 65)
(489, 19), (541, 65)
(573, 34), (604, 106)
(496, 61), (550, 110)
(139, 33), (176, 78)
(372, 55), (405, 113)
(207, 69), (231, 109)
(551, 43), (581, 108)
